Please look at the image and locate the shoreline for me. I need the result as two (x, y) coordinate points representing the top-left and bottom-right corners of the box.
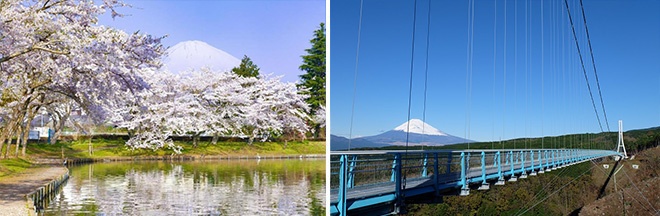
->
(0, 165), (68, 216)
(64, 154), (325, 165)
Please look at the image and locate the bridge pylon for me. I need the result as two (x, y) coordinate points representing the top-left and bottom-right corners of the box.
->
(616, 120), (628, 160)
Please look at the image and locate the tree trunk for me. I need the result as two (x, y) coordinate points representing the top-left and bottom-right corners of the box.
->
(14, 129), (21, 158)
(0, 127), (9, 159)
(50, 111), (69, 145)
(21, 123), (29, 157)
(0, 139), (5, 157)
(127, 129), (135, 139)
(192, 134), (200, 148)
(1, 120), (18, 159)
(248, 136), (254, 146)
(21, 108), (38, 156)
(49, 115), (59, 145)
(88, 128), (94, 156)
(313, 124), (320, 139)
(211, 133), (219, 145)
(4, 133), (12, 159)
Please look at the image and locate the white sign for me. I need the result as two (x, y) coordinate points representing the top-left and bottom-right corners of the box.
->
(28, 131), (40, 140)
(33, 127), (50, 138)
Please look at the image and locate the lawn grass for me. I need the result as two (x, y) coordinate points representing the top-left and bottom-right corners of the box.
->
(24, 138), (325, 159)
(0, 138), (324, 178)
(0, 157), (35, 178)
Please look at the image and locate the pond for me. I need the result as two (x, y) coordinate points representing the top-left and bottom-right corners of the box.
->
(42, 159), (325, 215)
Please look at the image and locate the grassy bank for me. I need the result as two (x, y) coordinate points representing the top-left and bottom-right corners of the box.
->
(0, 157), (37, 178)
(0, 138), (324, 178)
(24, 138), (325, 159)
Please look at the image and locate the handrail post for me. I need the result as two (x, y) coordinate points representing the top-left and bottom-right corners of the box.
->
(348, 155), (357, 188)
(338, 155), (348, 216)
(478, 151), (489, 190)
(422, 153), (428, 177)
(495, 151), (505, 185)
(433, 153), (439, 196)
(446, 152), (452, 175)
(391, 155), (397, 182)
(571, 149), (577, 163)
(530, 150), (537, 176)
(538, 150), (545, 174)
(460, 152), (469, 196)
(520, 151), (527, 179)
(394, 153), (402, 213)
(552, 150), (557, 170)
(572, 150), (576, 163)
(508, 151), (517, 182)
(545, 150), (551, 172)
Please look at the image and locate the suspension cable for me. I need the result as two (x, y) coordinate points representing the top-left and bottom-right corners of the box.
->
(421, 0), (432, 151)
(578, 0), (611, 149)
(492, 0), (497, 149)
(524, 0), (529, 149)
(621, 168), (660, 215)
(541, 0), (544, 149)
(347, 0), (365, 151)
(563, 0), (604, 133)
(578, 0), (609, 133)
(590, 160), (659, 215)
(516, 163), (596, 216)
(404, 0), (418, 154)
(502, 0), (507, 149)
(513, 0), (517, 149)
(468, 0), (475, 147)
(515, 163), (572, 215)
(465, 0), (475, 149)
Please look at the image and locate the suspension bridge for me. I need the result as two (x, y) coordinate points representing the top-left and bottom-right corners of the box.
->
(330, 0), (655, 214)
(329, 147), (624, 215)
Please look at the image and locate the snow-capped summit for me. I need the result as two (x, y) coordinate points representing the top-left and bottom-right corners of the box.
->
(162, 40), (240, 74)
(393, 119), (447, 136)
(331, 119), (474, 150)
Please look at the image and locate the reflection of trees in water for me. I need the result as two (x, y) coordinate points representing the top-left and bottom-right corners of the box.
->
(44, 160), (325, 215)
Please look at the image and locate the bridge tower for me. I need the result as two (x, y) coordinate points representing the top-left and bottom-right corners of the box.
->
(616, 120), (628, 159)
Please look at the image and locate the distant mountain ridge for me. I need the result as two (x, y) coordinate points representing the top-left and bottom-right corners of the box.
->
(331, 119), (474, 151)
(330, 135), (392, 151)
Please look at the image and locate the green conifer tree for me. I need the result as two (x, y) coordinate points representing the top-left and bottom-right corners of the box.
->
(298, 23), (326, 111)
(297, 23), (326, 138)
(231, 55), (260, 78)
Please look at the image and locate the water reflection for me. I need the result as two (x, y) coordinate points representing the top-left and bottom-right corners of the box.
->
(43, 159), (325, 215)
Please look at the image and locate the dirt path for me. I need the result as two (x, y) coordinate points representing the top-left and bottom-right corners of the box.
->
(0, 166), (68, 216)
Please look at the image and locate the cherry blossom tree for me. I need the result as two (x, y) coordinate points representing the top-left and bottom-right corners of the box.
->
(1, 0), (312, 155)
(0, 0), (165, 158)
(112, 68), (311, 150)
(238, 75), (310, 145)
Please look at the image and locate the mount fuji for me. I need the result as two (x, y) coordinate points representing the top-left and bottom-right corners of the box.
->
(331, 119), (474, 151)
(162, 40), (240, 74)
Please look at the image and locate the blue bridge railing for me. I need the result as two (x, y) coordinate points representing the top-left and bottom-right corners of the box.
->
(329, 149), (622, 216)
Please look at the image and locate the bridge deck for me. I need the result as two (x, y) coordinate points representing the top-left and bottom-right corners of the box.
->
(331, 156), (563, 201)
(330, 149), (621, 216)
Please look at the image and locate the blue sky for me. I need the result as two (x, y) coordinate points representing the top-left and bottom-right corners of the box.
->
(330, 0), (660, 143)
(98, 0), (325, 83)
